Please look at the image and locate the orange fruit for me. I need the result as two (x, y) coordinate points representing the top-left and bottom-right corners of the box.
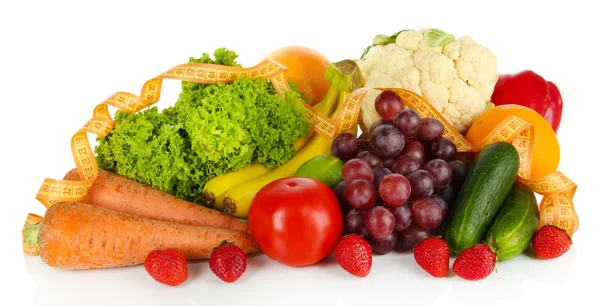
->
(466, 104), (560, 179)
(265, 46), (331, 105)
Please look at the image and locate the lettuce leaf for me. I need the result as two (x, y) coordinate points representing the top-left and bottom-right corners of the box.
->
(95, 48), (310, 204)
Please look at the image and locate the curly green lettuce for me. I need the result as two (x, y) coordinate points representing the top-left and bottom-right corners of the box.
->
(95, 48), (310, 204)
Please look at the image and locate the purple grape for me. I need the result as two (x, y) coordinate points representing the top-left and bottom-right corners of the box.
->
(396, 223), (432, 251)
(378, 174), (411, 207)
(407, 170), (435, 201)
(430, 137), (457, 161)
(369, 125), (406, 158)
(449, 160), (470, 189)
(375, 91), (405, 121)
(331, 133), (359, 161)
(382, 156), (396, 169)
(372, 167), (392, 188)
(357, 151), (383, 168)
(344, 208), (369, 236)
(411, 197), (444, 229)
(342, 159), (374, 183)
(364, 206), (396, 238)
(423, 159), (452, 189)
(346, 179), (377, 209)
(431, 194), (449, 219)
(417, 118), (444, 143)
(391, 155), (420, 176)
(394, 109), (421, 139)
(366, 232), (398, 255)
(368, 119), (393, 136)
(333, 181), (352, 215)
(390, 204), (412, 232)
(401, 140), (426, 167)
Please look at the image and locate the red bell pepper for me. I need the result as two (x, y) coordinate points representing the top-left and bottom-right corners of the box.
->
(491, 70), (563, 133)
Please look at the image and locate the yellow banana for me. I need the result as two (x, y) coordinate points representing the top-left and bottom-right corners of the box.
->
(201, 163), (271, 209)
(293, 86), (340, 152)
(202, 84), (340, 209)
(223, 92), (349, 219)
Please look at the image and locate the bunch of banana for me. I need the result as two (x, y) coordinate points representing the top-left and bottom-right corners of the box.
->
(202, 59), (364, 219)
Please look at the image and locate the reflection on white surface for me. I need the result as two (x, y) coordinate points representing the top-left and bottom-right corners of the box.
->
(451, 246), (577, 305)
(19, 246), (579, 306)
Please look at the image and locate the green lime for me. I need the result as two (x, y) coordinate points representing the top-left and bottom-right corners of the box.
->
(294, 154), (344, 187)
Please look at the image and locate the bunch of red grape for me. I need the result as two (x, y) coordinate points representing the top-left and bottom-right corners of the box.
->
(331, 90), (470, 254)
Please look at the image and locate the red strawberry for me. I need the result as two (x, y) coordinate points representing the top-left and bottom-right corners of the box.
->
(209, 243), (247, 283)
(532, 225), (572, 259)
(413, 237), (449, 277)
(334, 234), (372, 277)
(452, 243), (496, 281)
(144, 249), (188, 286)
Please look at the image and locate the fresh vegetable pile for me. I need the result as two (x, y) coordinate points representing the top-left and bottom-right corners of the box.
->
(23, 28), (578, 286)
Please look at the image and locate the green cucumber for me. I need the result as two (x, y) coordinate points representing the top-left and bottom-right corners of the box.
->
(445, 142), (519, 254)
(484, 181), (539, 261)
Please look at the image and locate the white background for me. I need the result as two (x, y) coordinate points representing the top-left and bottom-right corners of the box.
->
(1, 0), (598, 305)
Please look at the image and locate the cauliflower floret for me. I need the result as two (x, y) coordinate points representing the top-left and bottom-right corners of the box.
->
(396, 30), (424, 51)
(394, 66), (421, 95)
(421, 80), (450, 113)
(357, 43), (392, 76)
(446, 80), (487, 132)
(358, 44), (420, 91)
(363, 70), (401, 89)
(444, 37), (498, 100)
(356, 29), (498, 133)
(415, 50), (457, 114)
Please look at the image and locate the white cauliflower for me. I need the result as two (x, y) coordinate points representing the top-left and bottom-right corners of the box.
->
(357, 29), (498, 133)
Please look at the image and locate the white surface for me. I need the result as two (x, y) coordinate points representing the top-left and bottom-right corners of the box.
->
(1, 0), (598, 305)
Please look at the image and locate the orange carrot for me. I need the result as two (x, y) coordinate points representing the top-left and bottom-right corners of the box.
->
(25, 202), (260, 270)
(63, 168), (249, 233)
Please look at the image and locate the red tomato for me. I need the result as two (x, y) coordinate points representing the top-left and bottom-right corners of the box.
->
(248, 177), (344, 267)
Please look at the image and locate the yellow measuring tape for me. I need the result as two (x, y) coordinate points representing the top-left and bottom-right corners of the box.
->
(33, 59), (347, 209)
(23, 60), (578, 256)
(23, 59), (355, 255)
